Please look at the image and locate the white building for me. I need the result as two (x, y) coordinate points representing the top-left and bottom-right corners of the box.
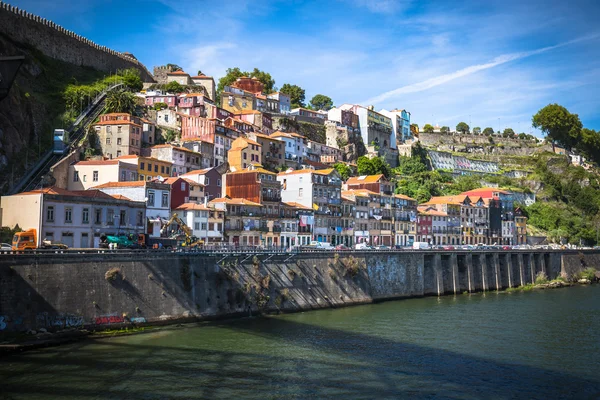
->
(175, 203), (223, 244)
(93, 181), (171, 237)
(1, 187), (146, 248)
(271, 131), (306, 166)
(150, 144), (202, 176)
(379, 108), (411, 145)
(268, 92), (291, 114)
(67, 160), (138, 191)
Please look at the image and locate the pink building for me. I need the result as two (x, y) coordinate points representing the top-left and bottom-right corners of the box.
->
(145, 94), (178, 108)
(180, 114), (216, 144)
(178, 93), (208, 117)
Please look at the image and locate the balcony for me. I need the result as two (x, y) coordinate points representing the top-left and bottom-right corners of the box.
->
(262, 195), (282, 202)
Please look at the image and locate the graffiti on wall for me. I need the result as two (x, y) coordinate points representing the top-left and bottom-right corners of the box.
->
(129, 317), (146, 324)
(95, 315), (125, 325)
(36, 313), (84, 329)
(0, 315), (24, 331)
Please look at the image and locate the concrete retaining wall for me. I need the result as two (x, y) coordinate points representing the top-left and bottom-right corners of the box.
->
(0, 251), (596, 333)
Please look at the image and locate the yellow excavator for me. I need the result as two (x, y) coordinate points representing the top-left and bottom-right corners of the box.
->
(160, 213), (204, 248)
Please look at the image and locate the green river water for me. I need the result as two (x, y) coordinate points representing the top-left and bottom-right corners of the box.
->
(1, 285), (600, 399)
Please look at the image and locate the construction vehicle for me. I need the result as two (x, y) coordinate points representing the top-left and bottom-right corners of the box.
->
(12, 229), (69, 251)
(159, 213), (203, 248)
(99, 233), (146, 249)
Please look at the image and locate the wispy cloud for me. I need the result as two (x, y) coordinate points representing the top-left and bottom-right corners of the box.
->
(347, 0), (411, 13)
(364, 33), (600, 105)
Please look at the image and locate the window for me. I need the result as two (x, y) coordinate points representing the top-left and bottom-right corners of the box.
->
(131, 139), (135, 145)
(106, 126), (112, 133)
(299, 188), (303, 198)
(180, 182), (186, 191)
(243, 152), (247, 160)
(205, 177), (210, 185)
(137, 211), (144, 226)
(119, 210), (126, 226)
(194, 222), (200, 230)
(162, 193), (169, 207)
(65, 207), (72, 223)
(46, 206), (54, 222)
(161, 166), (165, 174)
(141, 162), (145, 170)
(147, 163), (152, 171)
(117, 150), (122, 157)
(201, 223), (207, 230)
(155, 165), (158, 173)
(107, 209), (114, 225)
(117, 126), (122, 133)
(73, 171), (79, 182)
(217, 179), (221, 187)
(93, 171), (98, 182)
(82, 208), (89, 224)
(147, 190), (155, 207)
(166, 167), (171, 175)
(106, 137), (111, 145)
(94, 209), (102, 224)
(117, 138), (122, 145)
(139, 174), (145, 181)
(120, 171), (126, 181)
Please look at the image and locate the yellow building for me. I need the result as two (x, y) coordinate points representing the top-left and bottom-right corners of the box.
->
(220, 90), (255, 114)
(116, 155), (173, 181)
(227, 137), (262, 171)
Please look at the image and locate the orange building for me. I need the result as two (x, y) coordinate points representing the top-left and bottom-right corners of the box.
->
(227, 137), (262, 171)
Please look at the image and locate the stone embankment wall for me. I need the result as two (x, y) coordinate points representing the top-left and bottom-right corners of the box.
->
(0, 2), (154, 81)
(0, 251), (594, 333)
(418, 132), (553, 159)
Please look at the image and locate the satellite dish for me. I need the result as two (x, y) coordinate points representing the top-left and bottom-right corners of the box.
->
(157, 176), (164, 182)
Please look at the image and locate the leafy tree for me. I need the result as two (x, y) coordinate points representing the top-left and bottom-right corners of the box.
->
(197, 70), (203, 76)
(473, 127), (481, 135)
(423, 124), (434, 133)
(518, 132), (527, 139)
(580, 128), (600, 164)
(280, 83), (306, 108)
(164, 81), (185, 93)
(532, 104), (583, 150)
(120, 68), (143, 92)
(333, 162), (352, 181)
(410, 123), (419, 133)
(503, 128), (515, 137)
(153, 102), (168, 111)
(397, 156), (427, 175)
(166, 63), (183, 72)
(105, 89), (136, 114)
(456, 122), (470, 134)
(357, 156), (392, 178)
(310, 94), (333, 111)
(216, 67), (245, 96)
(440, 126), (449, 134)
(483, 127), (495, 135)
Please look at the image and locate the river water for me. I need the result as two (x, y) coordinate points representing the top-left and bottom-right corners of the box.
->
(1, 285), (600, 399)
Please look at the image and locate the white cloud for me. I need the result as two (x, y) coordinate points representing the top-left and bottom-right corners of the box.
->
(364, 33), (600, 106)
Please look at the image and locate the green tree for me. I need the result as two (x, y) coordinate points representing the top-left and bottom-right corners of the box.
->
(440, 126), (450, 134)
(518, 132), (527, 139)
(153, 102), (168, 111)
(532, 104), (583, 150)
(483, 127), (495, 135)
(357, 156), (392, 178)
(197, 70), (203, 76)
(120, 68), (143, 92)
(503, 128), (515, 137)
(456, 122), (470, 134)
(473, 127), (481, 135)
(280, 83), (306, 108)
(105, 89), (136, 114)
(397, 156), (427, 175)
(216, 67), (275, 98)
(166, 63), (182, 72)
(423, 124), (434, 133)
(164, 81), (185, 93)
(333, 162), (352, 181)
(309, 94), (333, 111)
(410, 123), (419, 133)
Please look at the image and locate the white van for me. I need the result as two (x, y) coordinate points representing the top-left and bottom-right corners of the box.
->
(310, 241), (334, 250)
(412, 242), (431, 250)
(355, 242), (371, 250)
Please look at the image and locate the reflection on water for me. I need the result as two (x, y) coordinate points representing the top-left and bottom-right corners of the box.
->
(2, 286), (600, 399)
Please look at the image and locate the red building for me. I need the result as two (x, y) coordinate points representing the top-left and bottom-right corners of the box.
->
(232, 76), (264, 94)
(161, 177), (190, 210)
(416, 209), (433, 243)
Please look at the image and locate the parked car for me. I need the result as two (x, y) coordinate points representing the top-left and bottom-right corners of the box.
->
(335, 244), (350, 251)
(309, 241), (334, 250)
(375, 245), (390, 250)
(443, 245), (455, 250)
(1, 243), (12, 250)
(412, 242), (431, 250)
(355, 242), (372, 250)
(501, 245), (511, 250)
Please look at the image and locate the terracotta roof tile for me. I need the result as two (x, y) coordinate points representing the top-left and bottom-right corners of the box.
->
(346, 174), (385, 185)
(175, 203), (211, 211)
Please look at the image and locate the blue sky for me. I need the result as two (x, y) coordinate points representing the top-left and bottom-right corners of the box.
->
(9, 0), (600, 133)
